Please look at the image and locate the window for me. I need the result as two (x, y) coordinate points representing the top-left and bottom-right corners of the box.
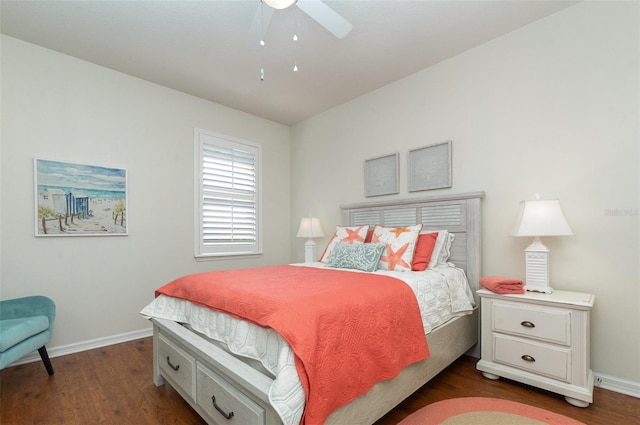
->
(194, 129), (262, 258)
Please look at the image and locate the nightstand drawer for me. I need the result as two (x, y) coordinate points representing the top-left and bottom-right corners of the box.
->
(197, 363), (265, 425)
(158, 334), (196, 398)
(493, 301), (571, 345)
(493, 334), (571, 382)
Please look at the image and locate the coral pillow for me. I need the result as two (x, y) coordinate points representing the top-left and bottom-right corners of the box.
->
(319, 225), (370, 262)
(411, 232), (438, 271)
(371, 224), (423, 271)
(365, 228), (374, 243)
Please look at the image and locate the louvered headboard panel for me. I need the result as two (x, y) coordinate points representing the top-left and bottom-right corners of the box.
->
(341, 192), (484, 297)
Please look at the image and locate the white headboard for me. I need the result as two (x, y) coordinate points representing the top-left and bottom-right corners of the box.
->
(341, 192), (485, 298)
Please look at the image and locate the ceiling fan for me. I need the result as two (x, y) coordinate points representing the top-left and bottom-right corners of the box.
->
(247, 0), (352, 47)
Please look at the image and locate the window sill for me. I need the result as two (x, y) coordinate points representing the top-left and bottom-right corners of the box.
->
(194, 252), (264, 262)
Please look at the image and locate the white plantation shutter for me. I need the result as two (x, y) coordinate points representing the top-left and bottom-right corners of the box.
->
(195, 129), (262, 257)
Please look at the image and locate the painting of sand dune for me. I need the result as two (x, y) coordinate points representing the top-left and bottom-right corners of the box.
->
(34, 159), (128, 236)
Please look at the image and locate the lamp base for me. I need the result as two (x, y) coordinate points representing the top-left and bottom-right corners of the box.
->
(524, 284), (553, 294)
(304, 239), (317, 263)
(524, 236), (552, 294)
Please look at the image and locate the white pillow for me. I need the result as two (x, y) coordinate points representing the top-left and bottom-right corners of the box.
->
(425, 230), (455, 269)
(372, 224), (423, 271)
(319, 225), (370, 263)
(439, 232), (455, 264)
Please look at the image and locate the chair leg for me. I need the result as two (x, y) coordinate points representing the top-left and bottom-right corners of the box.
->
(37, 346), (54, 376)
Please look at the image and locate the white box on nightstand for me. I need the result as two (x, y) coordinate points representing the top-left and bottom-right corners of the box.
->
(476, 288), (595, 407)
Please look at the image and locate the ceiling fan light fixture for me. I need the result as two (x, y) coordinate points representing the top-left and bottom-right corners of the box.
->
(263, 0), (297, 10)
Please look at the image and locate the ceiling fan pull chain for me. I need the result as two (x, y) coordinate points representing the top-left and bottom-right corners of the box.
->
(293, 8), (299, 72)
(260, 0), (266, 47)
(260, 0), (266, 80)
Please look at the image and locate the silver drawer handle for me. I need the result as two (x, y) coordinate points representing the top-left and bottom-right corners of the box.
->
(520, 321), (535, 328)
(166, 356), (180, 371)
(211, 395), (234, 420)
(521, 354), (536, 362)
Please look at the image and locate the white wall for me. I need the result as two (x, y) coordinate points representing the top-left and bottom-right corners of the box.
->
(0, 36), (291, 349)
(2, 0), (638, 394)
(291, 2), (639, 385)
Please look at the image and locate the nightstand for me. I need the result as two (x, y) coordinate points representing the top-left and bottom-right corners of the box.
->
(476, 288), (595, 407)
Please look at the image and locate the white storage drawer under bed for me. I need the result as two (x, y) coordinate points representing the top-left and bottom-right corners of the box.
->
(197, 362), (266, 425)
(158, 333), (196, 399)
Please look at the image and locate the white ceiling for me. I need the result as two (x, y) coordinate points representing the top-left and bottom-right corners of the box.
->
(1, 0), (578, 125)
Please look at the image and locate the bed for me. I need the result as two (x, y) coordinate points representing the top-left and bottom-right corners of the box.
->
(141, 191), (484, 425)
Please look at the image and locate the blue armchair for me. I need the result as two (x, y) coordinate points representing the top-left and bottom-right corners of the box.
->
(0, 296), (56, 375)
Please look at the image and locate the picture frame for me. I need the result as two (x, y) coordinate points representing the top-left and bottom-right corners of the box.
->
(34, 158), (128, 236)
(408, 140), (452, 192)
(364, 153), (399, 197)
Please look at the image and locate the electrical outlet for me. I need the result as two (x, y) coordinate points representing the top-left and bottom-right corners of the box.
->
(595, 376), (603, 385)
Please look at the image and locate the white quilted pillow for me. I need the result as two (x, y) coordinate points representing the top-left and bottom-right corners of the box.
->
(425, 230), (456, 268)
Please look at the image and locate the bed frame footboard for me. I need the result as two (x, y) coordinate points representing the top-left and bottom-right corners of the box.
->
(152, 317), (282, 425)
(326, 308), (478, 424)
(152, 308), (477, 425)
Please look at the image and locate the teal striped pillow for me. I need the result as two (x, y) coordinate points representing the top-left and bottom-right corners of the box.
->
(327, 242), (386, 272)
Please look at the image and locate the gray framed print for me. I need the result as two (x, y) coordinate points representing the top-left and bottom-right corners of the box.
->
(408, 140), (452, 192)
(364, 153), (399, 197)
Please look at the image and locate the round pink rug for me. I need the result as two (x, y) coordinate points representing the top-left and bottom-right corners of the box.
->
(398, 397), (585, 425)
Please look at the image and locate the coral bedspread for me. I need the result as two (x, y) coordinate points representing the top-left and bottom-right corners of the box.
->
(156, 265), (430, 425)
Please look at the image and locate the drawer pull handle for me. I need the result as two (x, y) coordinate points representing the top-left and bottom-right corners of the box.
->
(211, 395), (234, 420)
(521, 354), (536, 362)
(520, 321), (535, 328)
(166, 356), (180, 371)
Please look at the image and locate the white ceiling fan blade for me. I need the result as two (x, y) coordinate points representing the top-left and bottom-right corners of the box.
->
(297, 0), (352, 39)
(246, 3), (274, 48)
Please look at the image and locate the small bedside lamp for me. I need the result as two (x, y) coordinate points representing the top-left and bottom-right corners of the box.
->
(296, 217), (324, 263)
(511, 194), (574, 294)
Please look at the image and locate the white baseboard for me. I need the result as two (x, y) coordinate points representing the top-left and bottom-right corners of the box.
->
(12, 327), (153, 366)
(594, 372), (640, 399)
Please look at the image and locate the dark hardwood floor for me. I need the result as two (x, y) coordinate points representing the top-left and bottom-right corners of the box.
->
(1, 337), (638, 424)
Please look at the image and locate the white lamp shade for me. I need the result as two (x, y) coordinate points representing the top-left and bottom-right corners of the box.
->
(263, 0), (297, 10)
(296, 217), (324, 239)
(511, 199), (574, 237)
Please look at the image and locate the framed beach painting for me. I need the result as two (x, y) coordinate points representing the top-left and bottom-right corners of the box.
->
(408, 140), (452, 192)
(34, 159), (128, 236)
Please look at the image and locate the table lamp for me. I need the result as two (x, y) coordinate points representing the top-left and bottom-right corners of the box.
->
(511, 195), (574, 293)
(297, 217), (324, 263)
